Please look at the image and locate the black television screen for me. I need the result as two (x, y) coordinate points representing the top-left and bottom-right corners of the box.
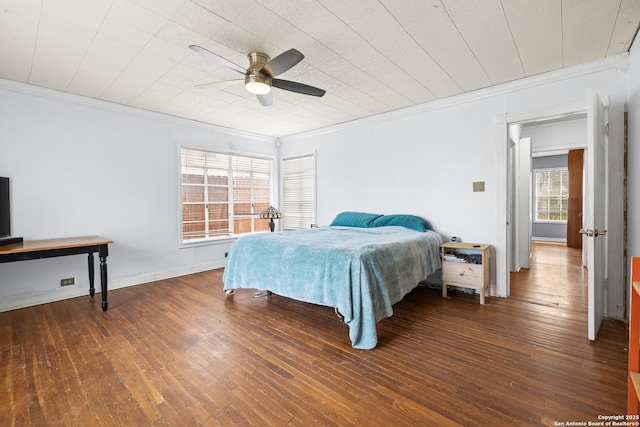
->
(0, 177), (10, 238)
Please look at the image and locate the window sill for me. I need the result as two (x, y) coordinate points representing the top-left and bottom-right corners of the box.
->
(180, 236), (238, 249)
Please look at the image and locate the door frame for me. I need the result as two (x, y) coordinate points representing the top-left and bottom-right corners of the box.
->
(497, 94), (625, 322)
(516, 137), (532, 271)
(496, 100), (587, 298)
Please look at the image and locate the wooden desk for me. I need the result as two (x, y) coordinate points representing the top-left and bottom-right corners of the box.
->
(0, 236), (113, 311)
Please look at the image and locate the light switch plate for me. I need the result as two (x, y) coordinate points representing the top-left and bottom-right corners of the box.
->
(473, 181), (485, 192)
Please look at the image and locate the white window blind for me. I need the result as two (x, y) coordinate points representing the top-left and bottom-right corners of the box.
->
(282, 153), (316, 230)
(181, 147), (272, 243)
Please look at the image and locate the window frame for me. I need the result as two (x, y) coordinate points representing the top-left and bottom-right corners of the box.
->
(281, 151), (316, 231)
(179, 146), (274, 247)
(532, 167), (569, 224)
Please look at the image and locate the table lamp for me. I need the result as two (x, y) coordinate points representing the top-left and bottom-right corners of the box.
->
(260, 206), (282, 232)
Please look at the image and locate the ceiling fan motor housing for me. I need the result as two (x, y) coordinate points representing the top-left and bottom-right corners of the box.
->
(245, 52), (271, 87)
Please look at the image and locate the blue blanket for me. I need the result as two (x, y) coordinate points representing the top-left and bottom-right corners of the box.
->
(222, 226), (442, 349)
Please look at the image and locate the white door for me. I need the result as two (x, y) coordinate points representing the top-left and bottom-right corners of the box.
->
(585, 89), (607, 341)
(517, 138), (532, 269)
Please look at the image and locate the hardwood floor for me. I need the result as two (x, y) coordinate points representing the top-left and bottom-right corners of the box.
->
(1, 242), (628, 426)
(510, 240), (588, 314)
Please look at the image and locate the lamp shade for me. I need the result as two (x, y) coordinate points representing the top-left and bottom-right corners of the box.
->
(260, 206), (282, 219)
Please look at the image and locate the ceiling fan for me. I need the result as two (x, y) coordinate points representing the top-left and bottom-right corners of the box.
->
(188, 45), (326, 106)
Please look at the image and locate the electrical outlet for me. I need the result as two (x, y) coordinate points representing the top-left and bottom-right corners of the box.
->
(60, 277), (75, 286)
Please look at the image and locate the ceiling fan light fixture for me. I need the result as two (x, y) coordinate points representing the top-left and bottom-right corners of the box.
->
(245, 81), (271, 95)
(245, 74), (271, 94)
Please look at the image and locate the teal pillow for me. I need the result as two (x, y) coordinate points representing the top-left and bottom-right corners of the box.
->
(371, 214), (430, 232)
(330, 211), (382, 228)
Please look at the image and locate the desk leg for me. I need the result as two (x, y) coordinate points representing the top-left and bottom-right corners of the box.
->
(88, 253), (95, 297)
(99, 245), (109, 312)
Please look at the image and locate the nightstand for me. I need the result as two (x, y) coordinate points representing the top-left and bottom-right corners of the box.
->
(441, 242), (490, 304)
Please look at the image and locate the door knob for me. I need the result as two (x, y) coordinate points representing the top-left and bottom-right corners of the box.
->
(579, 229), (607, 237)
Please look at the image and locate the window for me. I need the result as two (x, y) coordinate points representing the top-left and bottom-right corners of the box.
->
(180, 147), (272, 244)
(534, 168), (568, 222)
(281, 153), (316, 230)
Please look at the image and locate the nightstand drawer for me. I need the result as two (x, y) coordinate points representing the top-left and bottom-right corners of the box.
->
(442, 263), (484, 287)
(440, 242), (491, 304)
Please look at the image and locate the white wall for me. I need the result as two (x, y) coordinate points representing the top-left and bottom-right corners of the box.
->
(0, 82), (277, 310)
(280, 54), (630, 302)
(523, 118), (587, 154)
(281, 98), (498, 240)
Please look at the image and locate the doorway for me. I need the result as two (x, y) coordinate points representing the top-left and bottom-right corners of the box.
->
(498, 94), (626, 335)
(508, 116), (588, 308)
(508, 115), (587, 276)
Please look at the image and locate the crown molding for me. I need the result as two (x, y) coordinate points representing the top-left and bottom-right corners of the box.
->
(279, 53), (629, 143)
(0, 51), (628, 146)
(0, 78), (278, 144)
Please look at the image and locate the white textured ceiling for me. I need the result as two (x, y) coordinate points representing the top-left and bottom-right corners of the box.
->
(1, 0), (639, 137)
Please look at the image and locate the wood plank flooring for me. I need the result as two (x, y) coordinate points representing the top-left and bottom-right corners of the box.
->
(0, 242), (629, 426)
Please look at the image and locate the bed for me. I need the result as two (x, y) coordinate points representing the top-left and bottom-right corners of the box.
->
(222, 212), (442, 349)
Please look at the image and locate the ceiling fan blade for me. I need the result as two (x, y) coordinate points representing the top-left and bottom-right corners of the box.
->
(194, 78), (243, 89)
(261, 49), (304, 77)
(257, 92), (273, 106)
(188, 45), (246, 75)
(272, 79), (326, 97)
